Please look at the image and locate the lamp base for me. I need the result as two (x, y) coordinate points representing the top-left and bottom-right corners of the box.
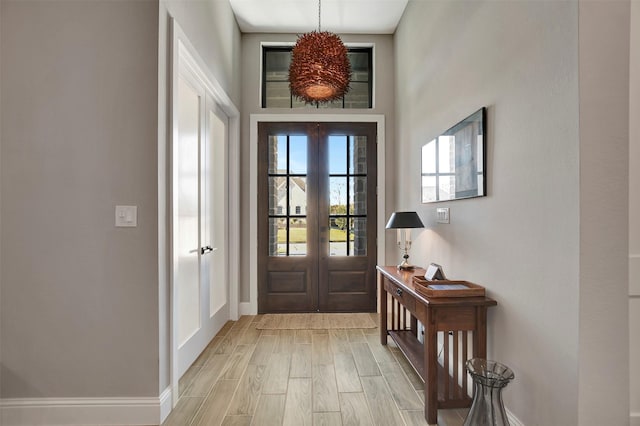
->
(397, 259), (415, 270)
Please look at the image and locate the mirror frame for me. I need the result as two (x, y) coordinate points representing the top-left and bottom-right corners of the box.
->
(421, 107), (486, 203)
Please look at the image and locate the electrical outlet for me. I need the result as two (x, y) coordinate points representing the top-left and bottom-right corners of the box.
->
(115, 205), (137, 227)
(436, 207), (450, 224)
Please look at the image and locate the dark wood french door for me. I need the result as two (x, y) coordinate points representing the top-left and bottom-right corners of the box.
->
(257, 122), (377, 313)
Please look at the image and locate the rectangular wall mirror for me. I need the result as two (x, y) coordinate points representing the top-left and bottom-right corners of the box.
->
(421, 107), (486, 203)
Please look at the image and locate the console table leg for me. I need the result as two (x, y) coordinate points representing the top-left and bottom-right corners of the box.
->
(379, 273), (388, 345)
(474, 307), (488, 358)
(424, 310), (438, 425)
(410, 315), (418, 336)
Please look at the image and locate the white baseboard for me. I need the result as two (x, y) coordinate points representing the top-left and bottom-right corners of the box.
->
(631, 412), (640, 426)
(159, 387), (172, 424)
(0, 391), (170, 426)
(239, 302), (256, 316)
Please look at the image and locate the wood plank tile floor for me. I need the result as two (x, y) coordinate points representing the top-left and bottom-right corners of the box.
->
(163, 314), (468, 426)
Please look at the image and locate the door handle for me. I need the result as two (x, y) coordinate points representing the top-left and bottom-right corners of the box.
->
(189, 246), (215, 255)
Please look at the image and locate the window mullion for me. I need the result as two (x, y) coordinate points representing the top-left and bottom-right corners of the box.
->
(346, 137), (351, 257)
(286, 135), (291, 256)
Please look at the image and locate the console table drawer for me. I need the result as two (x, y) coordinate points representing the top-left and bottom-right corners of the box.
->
(385, 279), (416, 312)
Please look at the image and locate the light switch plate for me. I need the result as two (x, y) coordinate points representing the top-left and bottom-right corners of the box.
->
(115, 205), (137, 227)
(436, 207), (450, 224)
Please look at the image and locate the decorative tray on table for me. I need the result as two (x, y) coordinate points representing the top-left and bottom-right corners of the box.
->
(412, 276), (485, 298)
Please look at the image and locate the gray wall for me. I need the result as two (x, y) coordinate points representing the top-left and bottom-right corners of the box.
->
(0, 0), (3, 394)
(1, 0), (160, 397)
(0, 0), (241, 402)
(239, 33), (396, 303)
(631, 2), (640, 422)
(395, 1), (629, 424)
(577, 1), (629, 424)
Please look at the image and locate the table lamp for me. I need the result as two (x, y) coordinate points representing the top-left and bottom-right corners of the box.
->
(385, 211), (424, 270)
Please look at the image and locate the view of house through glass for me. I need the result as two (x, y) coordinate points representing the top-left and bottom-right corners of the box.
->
(328, 135), (367, 256)
(267, 134), (368, 257)
(268, 134), (309, 256)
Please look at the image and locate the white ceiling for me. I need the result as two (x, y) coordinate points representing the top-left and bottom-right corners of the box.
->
(228, 0), (409, 34)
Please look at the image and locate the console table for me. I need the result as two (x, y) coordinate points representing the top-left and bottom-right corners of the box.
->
(377, 266), (497, 424)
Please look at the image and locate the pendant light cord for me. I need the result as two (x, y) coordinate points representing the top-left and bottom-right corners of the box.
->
(318, 0), (321, 32)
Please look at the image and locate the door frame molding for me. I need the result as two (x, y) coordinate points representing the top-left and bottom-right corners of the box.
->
(246, 114), (386, 315)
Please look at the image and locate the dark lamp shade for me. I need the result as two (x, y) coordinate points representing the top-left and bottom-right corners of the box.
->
(385, 211), (424, 229)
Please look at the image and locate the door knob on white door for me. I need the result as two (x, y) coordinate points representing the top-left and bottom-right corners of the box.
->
(189, 246), (215, 255)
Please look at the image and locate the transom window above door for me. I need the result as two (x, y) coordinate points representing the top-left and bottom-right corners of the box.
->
(262, 46), (373, 109)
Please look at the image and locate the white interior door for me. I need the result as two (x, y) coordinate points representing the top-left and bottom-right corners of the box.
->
(174, 65), (230, 380)
(205, 100), (229, 319)
(176, 74), (201, 354)
(169, 20), (240, 413)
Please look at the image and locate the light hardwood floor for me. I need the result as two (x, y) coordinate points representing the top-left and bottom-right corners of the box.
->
(163, 314), (468, 426)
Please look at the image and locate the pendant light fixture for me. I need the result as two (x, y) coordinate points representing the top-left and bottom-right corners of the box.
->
(289, 0), (351, 103)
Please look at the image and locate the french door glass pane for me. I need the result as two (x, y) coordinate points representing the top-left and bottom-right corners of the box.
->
(329, 232), (347, 257)
(289, 177), (307, 215)
(349, 136), (367, 174)
(350, 218), (367, 256)
(329, 136), (347, 174)
(268, 135), (287, 174)
(268, 177), (285, 215)
(268, 133), (308, 257)
(349, 177), (367, 215)
(329, 176), (347, 211)
(267, 218), (308, 256)
(289, 218), (307, 256)
(269, 217), (287, 256)
(289, 136), (307, 174)
(328, 133), (368, 257)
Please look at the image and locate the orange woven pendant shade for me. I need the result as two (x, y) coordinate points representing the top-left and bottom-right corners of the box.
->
(289, 31), (351, 103)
